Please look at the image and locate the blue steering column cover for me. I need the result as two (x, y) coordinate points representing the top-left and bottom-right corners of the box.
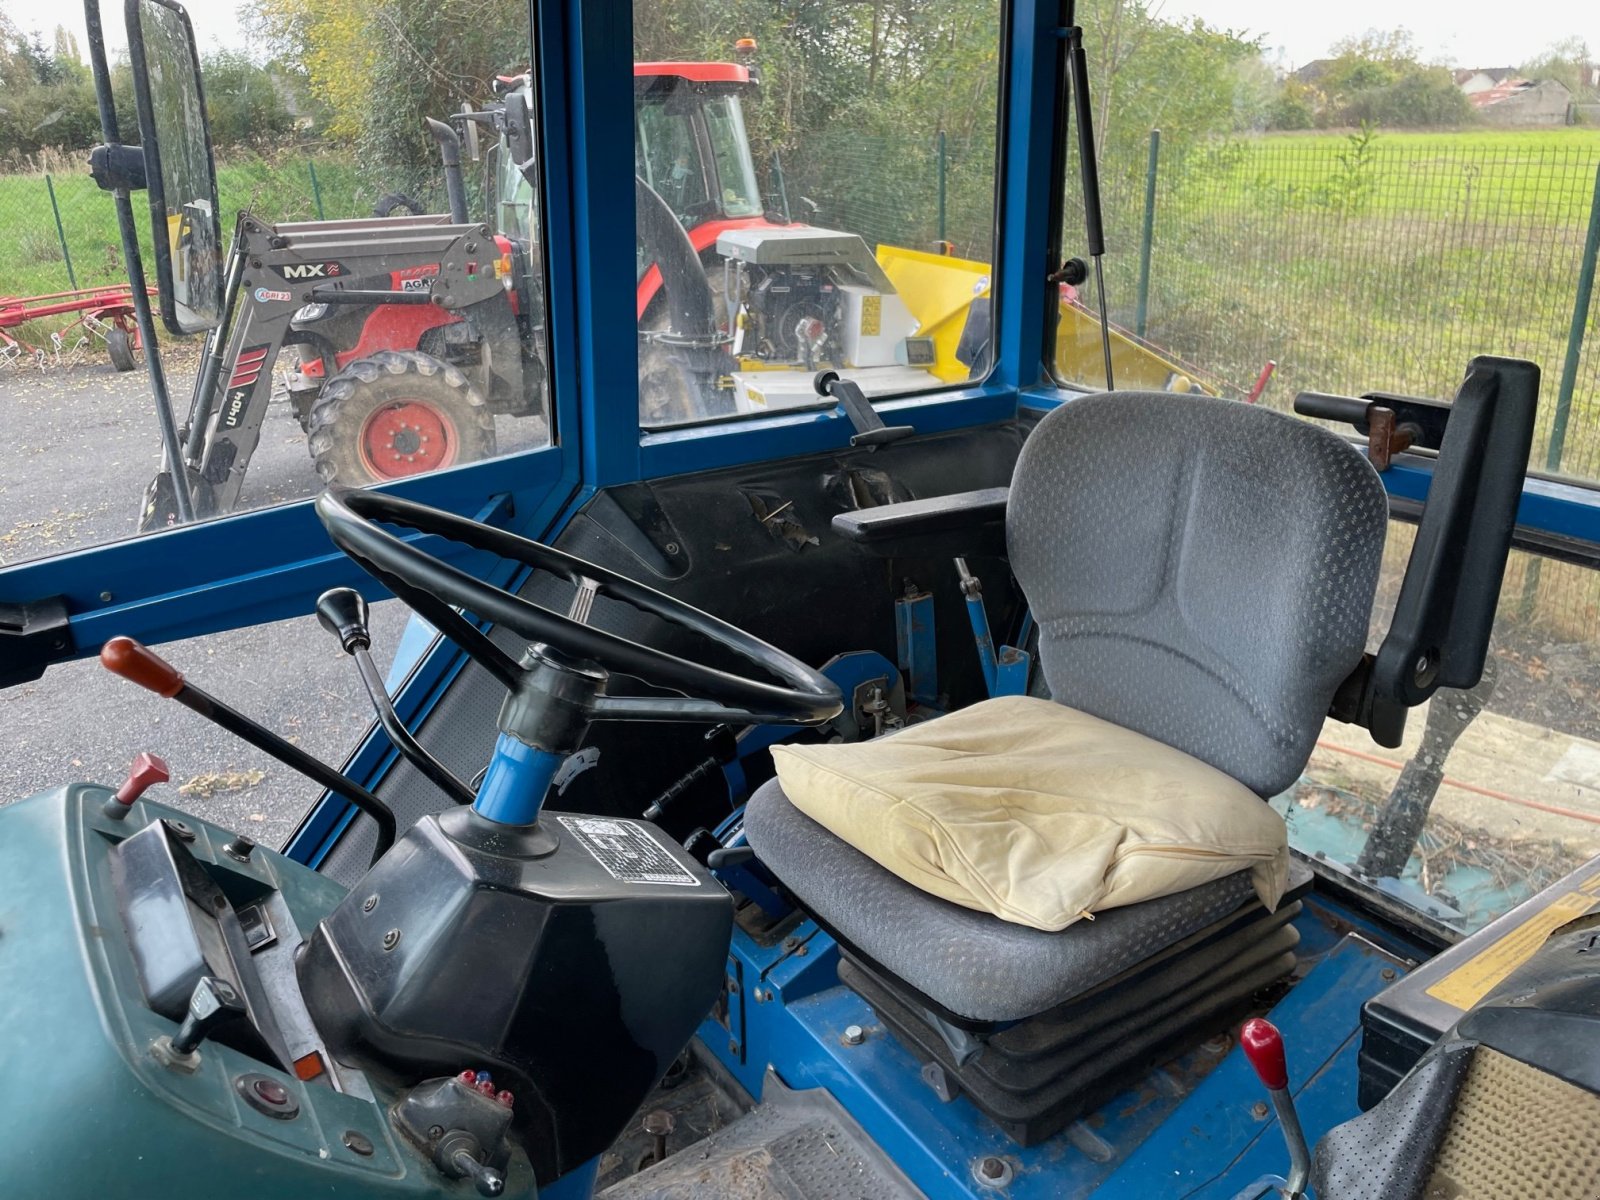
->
(474, 733), (565, 826)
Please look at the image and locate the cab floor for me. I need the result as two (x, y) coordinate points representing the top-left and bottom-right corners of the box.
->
(598, 1056), (922, 1199)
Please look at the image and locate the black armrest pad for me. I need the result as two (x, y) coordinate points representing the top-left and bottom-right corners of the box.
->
(831, 487), (1009, 558)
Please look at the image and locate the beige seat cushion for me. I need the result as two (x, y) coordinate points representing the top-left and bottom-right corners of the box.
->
(771, 695), (1289, 933)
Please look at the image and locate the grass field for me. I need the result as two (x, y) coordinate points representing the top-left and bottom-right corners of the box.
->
(0, 153), (373, 302)
(1199, 127), (1600, 219)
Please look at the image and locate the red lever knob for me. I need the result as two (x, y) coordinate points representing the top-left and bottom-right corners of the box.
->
(101, 636), (185, 698)
(114, 751), (170, 807)
(1240, 1017), (1288, 1091)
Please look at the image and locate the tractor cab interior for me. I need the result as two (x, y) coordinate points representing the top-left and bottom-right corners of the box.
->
(4, 2), (1600, 1199)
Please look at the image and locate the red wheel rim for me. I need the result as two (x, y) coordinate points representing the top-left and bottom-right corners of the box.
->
(358, 400), (458, 479)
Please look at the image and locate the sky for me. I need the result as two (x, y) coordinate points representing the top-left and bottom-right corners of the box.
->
(1140, 0), (1586, 69)
(2, 0), (250, 60)
(1, 0), (1589, 72)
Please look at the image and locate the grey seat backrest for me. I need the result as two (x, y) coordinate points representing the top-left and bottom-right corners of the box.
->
(1008, 392), (1388, 797)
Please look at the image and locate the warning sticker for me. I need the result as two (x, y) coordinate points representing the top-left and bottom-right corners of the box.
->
(1426, 881), (1600, 1011)
(558, 816), (699, 887)
(859, 293), (882, 337)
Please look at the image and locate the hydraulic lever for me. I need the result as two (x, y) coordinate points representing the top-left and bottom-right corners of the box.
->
(315, 588), (475, 806)
(99, 636), (397, 864)
(1240, 1018), (1311, 1200)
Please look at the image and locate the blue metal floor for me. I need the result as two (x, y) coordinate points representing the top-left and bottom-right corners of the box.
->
(696, 902), (1413, 1199)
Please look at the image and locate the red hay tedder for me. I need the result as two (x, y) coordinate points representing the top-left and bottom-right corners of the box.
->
(0, 284), (152, 372)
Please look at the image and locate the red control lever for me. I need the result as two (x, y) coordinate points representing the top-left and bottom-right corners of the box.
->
(1240, 1017), (1288, 1090)
(105, 751), (170, 820)
(1240, 1018), (1309, 1199)
(101, 636), (185, 697)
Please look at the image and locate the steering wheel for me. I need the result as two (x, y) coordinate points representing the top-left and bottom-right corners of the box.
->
(315, 488), (843, 727)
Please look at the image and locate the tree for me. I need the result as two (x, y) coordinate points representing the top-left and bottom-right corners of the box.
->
(1285, 27), (1476, 129)
(1521, 37), (1595, 99)
(201, 51), (297, 148)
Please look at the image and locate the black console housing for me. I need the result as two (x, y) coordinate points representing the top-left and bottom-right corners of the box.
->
(298, 806), (732, 1185)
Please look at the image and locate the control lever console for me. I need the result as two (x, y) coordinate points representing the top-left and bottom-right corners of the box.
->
(100, 635), (397, 862)
(394, 1072), (515, 1197)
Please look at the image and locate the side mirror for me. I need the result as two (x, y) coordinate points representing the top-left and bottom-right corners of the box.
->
(126, 0), (223, 335)
(504, 91), (536, 181)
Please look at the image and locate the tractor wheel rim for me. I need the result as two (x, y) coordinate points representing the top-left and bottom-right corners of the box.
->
(358, 400), (458, 479)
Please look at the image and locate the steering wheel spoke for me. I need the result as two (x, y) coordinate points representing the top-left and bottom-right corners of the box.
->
(567, 576), (601, 626)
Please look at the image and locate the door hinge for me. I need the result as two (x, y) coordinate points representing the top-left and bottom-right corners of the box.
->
(0, 596), (74, 688)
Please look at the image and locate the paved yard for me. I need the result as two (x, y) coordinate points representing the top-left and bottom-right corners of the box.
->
(0, 352), (483, 847)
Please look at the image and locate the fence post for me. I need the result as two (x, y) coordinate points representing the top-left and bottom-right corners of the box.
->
(1134, 129), (1160, 340)
(45, 174), (78, 291)
(1518, 159), (1600, 622)
(308, 159), (326, 220)
(1546, 161), (1600, 472)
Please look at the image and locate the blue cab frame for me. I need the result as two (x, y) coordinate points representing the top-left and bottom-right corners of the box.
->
(0, 0), (1597, 856)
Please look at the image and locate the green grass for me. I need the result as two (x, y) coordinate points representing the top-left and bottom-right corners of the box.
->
(0, 154), (374, 307)
(1175, 127), (1600, 222)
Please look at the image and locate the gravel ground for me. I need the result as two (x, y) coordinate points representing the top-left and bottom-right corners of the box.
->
(0, 348), (534, 848)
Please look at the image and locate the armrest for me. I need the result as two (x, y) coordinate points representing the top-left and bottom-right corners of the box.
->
(831, 487), (1009, 558)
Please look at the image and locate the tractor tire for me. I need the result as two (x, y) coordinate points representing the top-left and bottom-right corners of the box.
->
(306, 350), (495, 486)
(106, 326), (137, 373)
(373, 191), (425, 218)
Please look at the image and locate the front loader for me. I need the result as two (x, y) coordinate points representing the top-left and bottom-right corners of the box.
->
(139, 203), (540, 531)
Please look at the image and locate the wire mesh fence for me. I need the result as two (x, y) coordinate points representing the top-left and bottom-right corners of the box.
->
(0, 153), (452, 303)
(1058, 133), (1600, 640)
(774, 130), (997, 263)
(1062, 136), (1600, 469)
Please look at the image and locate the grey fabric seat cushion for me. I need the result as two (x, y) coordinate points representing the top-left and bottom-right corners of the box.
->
(744, 778), (1257, 1022)
(1009, 392), (1388, 798)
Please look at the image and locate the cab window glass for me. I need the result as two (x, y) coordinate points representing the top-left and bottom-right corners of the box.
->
(1285, 533), (1600, 937)
(1049, 13), (1600, 493)
(0, 4), (549, 567)
(633, 1), (1003, 428)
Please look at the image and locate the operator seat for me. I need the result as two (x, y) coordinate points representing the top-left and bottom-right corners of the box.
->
(744, 392), (1391, 1138)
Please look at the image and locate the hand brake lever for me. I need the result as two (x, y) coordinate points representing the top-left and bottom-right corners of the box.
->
(100, 636), (396, 864)
(316, 589), (476, 806)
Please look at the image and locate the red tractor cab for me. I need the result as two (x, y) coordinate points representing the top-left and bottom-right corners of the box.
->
(632, 62), (790, 321)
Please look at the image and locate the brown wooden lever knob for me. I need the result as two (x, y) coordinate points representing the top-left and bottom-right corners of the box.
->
(100, 636), (185, 698)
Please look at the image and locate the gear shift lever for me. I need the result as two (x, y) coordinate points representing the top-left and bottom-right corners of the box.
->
(1240, 1018), (1310, 1200)
(316, 589), (475, 806)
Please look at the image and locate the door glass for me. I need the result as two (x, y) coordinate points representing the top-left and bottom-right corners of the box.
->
(0, 3), (549, 565)
(634, 2), (1005, 428)
(1048, 11), (1600, 489)
(1282, 530), (1600, 936)
(0, 601), (410, 843)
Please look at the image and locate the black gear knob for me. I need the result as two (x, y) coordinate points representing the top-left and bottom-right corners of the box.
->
(316, 587), (371, 654)
(171, 976), (246, 1056)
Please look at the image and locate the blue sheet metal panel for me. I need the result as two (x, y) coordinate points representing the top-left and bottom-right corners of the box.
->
(896, 590), (939, 706)
(706, 916), (1407, 1199)
(1102, 935), (1404, 1198)
(992, 1), (1062, 395)
(1383, 455), (1600, 548)
(0, 448), (572, 656)
(560, 0), (643, 488)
